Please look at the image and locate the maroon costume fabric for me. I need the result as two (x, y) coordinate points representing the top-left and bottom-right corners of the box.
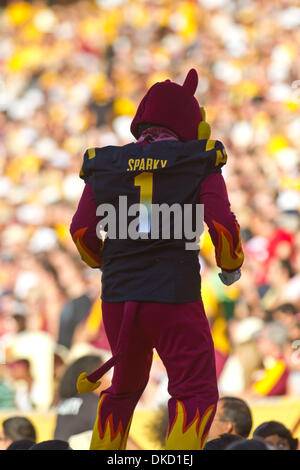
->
(99, 299), (218, 444)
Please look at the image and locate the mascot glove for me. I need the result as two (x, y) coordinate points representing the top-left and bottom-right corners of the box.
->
(218, 268), (241, 286)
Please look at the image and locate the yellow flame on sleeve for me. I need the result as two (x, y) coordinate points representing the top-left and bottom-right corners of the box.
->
(212, 220), (244, 271)
(72, 227), (102, 268)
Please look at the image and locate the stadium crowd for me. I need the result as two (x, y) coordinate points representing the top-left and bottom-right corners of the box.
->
(0, 0), (299, 449)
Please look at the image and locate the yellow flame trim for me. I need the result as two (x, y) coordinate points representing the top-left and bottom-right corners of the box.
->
(212, 220), (244, 271)
(165, 401), (215, 450)
(90, 394), (132, 450)
(72, 227), (102, 268)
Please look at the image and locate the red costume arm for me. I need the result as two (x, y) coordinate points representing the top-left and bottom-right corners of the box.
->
(70, 183), (102, 268)
(200, 172), (244, 272)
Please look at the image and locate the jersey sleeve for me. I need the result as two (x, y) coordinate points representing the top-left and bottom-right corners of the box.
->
(204, 139), (228, 172)
(70, 182), (103, 269)
(199, 171), (244, 272)
(79, 148), (97, 183)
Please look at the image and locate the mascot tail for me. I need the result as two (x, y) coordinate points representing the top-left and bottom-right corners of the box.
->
(76, 301), (139, 394)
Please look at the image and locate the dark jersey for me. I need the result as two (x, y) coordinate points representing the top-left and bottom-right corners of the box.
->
(80, 139), (227, 303)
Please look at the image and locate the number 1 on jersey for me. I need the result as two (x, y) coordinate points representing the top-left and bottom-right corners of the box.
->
(134, 172), (153, 233)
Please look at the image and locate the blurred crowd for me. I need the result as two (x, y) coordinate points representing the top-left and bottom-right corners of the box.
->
(0, 0), (300, 446)
(0, 395), (299, 449)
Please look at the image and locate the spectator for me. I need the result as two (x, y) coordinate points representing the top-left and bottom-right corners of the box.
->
(54, 354), (110, 441)
(217, 317), (263, 395)
(251, 322), (290, 396)
(0, 377), (14, 410)
(0, 416), (36, 450)
(262, 259), (296, 310)
(253, 421), (298, 450)
(29, 440), (72, 450)
(5, 359), (34, 411)
(226, 438), (271, 450)
(270, 303), (299, 331)
(57, 292), (93, 349)
(6, 439), (35, 450)
(208, 397), (252, 441)
(204, 433), (244, 450)
(284, 338), (300, 396)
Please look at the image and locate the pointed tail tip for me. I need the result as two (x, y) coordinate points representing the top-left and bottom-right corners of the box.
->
(76, 372), (102, 394)
(77, 352), (123, 394)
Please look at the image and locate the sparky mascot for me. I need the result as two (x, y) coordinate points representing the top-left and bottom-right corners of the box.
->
(70, 69), (244, 450)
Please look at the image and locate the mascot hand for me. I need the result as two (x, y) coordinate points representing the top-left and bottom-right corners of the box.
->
(218, 268), (241, 286)
(198, 107), (211, 140)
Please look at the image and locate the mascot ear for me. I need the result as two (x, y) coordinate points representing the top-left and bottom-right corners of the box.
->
(198, 106), (211, 140)
(182, 68), (198, 96)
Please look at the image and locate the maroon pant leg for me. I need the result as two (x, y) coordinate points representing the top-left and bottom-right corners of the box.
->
(143, 300), (219, 448)
(96, 300), (218, 450)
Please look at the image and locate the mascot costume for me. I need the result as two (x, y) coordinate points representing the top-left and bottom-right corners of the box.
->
(70, 69), (244, 450)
